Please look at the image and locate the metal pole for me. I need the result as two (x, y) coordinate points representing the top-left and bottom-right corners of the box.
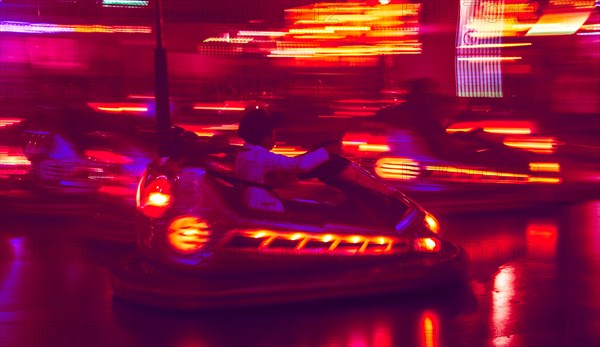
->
(154, 0), (172, 157)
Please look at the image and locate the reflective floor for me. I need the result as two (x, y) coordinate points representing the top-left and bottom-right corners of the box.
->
(1, 200), (599, 347)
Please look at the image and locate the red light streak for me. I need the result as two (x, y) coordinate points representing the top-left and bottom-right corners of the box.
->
(87, 103), (148, 113)
(527, 177), (562, 184)
(0, 118), (24, 127)
(447, 121), (536, 135)
(84, 150), (133, 164)
(504, 136), (557, 153)
(272, 146), (307, 157)
(192, 103), (246, 111)
(70, 24), (151, 34)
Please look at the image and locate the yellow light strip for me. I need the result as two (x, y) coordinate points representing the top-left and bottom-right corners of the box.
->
(528, 177), (562, 184)
(375, 157), (420, 180)
(504, 140), (555, 150)
(358, 144), (391, 152)
(425, 165), (529, 179)
(457, 56), (522, 62)
(241, 229), (396, 254)
(457, 43), (532, 49)
(483, 127), (532, 135)
(96, 106), (148, 112)
(529, 162), (561, 172)
(0, 118), (24, 127)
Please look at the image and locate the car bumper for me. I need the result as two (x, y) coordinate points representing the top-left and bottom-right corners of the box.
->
(111, 243), (468, 310)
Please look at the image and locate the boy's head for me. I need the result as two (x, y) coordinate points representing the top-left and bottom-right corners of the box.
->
(238, 107), (277, 149)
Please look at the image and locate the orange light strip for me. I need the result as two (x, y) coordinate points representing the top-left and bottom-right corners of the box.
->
(192, 104), (246, 111)
(204, 37), (253, 43)
(97, 106), (148, 112)
(424, 165), (561, 184)
(503, 137), (557, 153)
(69, 24), (151, 34)
(457, 56), (522, 62)
(527, 177), (562, 184)
(526, 11), (592, 36)
(272, 146), (307, 157)
(323, 26), (372, 32)
(358, 144), (391, 152)
(0, 118), (25, 127)
(425, 165), (529, 179)
(445, 127), (474, 134)
(88, 102), (148, 113)
(238, 30), (287, 37)
(483, 127), (532, 135)
(529, 162), (561, 172)
(241, 229), (398, 254)
(342, 140), (367, 146)
(205, 124), (239, 131)
(447, 121), (536, 135)
(192, 132), (216, 137)
(457, 43), (532, 49)
(375, 157), (420, 180)
(0, 153), (30, 166)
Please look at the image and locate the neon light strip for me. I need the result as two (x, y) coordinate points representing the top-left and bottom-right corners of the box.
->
(0, 118), (25, 127)
(456, 43), (532, 49)
(528, 177), (562, 184)
(0, 21), (151, 34)
(375, 158), (420, 180)
(358, 144), (391, 152)
(88, 103), (148, 113)
(425, 165), (529, 178)
(240, 229), (398, 254)
(503, 138), (556, 150)
(103, 0), (148, 6)
(529, 163), (561, 172)
(192, 106), (245, 111)
(526, 11), (592, 36)
(272, 147), (307, 157)
(204, 37), (254, 43)
(483, 127), (532, 134)
(446, 127), (474, 133)
(238, 31), (287, 37)
(456, 56), (522, 62)
(456, 0), (504, 98)
(205, 124), (239, 131)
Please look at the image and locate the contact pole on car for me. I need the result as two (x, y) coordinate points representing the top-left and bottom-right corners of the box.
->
(153, 0), (171, 158)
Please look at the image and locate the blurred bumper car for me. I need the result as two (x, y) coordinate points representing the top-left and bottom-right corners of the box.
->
(111, 137), (467, 309)
(0, 105), (154, 235)
(0, 117), (31, 191)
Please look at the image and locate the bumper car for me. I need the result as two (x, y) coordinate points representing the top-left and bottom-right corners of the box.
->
(111, 134), (468, 309)
(342, 128), (599, 210)
(0, 117), (31, 191)
(0, 106), (153, 233)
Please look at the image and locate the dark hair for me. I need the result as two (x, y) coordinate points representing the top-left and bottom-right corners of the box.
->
(238, 107), (276, 145)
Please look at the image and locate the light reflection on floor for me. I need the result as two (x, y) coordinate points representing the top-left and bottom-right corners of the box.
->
(0, 201), (598, 347)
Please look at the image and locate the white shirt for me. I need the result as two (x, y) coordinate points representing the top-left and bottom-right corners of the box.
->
(234, 143), (329, 213)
